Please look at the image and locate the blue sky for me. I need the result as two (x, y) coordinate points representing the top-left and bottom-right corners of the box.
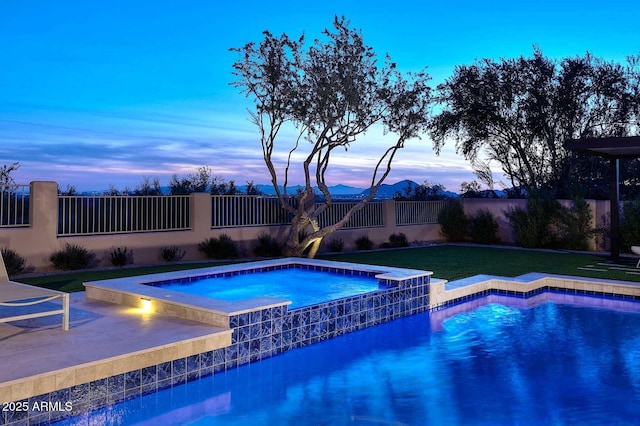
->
(1, 0), (639, 191)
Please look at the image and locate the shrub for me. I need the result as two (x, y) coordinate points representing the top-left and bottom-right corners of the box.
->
(505, 190), (558, 248)
(327, 238), (344, 253)
(390, 233), (409, 247)
(621, 201), (640, 252)
(109, 246), (133, 267)
(557, 197), (594, 251)
(1, 247), (27, 276)
(253, 233), (282, 257)
(50, 243), (96, 270)
(598, 212), (611, 251)
(160, 246), (186, 262)
(468, 210), (500, 245)
(505, 207), (540, 248)
(506, 190), (594, 250)
(355, 235), (374, 251)
(198, 234), (239, 259)
(382, 233), (409, 248)
(438, 201), (468, 242)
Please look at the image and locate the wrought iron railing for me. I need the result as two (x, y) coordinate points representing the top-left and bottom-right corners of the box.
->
(316, 202), (384, 228)
(0, 184), (30, 227)
(211, 195), (295, 228)
(211, 196), (384, 229)
(395, 200), (448, 225)
(57, 194), (444, 236)
(58, 195), (190, 236)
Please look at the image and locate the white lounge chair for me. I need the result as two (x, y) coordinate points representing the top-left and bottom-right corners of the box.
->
(0, 253), (69, 330)
(632, 246), (640, 268)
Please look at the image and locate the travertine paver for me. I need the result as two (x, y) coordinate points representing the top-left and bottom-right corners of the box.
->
(0, 292), (229, 384)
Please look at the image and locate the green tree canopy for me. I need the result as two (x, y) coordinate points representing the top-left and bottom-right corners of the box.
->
(430, 49), (640, 197)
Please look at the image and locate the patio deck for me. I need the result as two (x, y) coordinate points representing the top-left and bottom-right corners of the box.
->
(0, 292), (232, 405)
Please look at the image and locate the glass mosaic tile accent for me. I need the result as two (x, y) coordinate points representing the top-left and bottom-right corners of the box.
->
(222, 275), (430, 366)
(430, 286), (640, 312)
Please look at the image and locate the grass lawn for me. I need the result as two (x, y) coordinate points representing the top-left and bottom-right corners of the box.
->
(16, 245), (640, 293)
(320, 245), (640, 283)
(16, 260), (238, 293)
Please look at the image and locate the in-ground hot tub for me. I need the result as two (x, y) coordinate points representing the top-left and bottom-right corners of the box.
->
(84, 257), (433, 328)
(143, 265), (389, 309)
(85, 257), (433, 368)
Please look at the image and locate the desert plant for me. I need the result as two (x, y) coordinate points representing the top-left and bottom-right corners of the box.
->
(468, 210), (500, 245)
(1, 247), (26, 276)
(355, 235), (374, 251)
(160, 246), (186, 262)
(327, 238), (344, 253)
(198, 234), (239, 259)
(50, 243), (96, 271)
(109, 246), (133, 267)
(253, 233), (283, 257)
(438, 200), (468, 242)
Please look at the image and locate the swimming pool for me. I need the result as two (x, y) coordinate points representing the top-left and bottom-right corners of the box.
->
(54, 292), (640, 425)
(146, 268), (382, 309)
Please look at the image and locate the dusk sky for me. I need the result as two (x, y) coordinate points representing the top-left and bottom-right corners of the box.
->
(1, 0), (639, 192)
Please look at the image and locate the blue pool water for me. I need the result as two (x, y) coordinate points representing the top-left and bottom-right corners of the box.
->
(151, 268), (380, 308)
(57, 293), (640, 425)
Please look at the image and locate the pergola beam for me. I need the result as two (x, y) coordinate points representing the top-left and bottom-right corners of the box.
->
(565, 136), (640, 158)
(564, 136), (640, 259)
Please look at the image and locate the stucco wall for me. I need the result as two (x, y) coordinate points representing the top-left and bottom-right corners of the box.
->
(0, 182), (608, 272)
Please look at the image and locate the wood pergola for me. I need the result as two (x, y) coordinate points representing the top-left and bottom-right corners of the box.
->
(564, 136), (640, 258)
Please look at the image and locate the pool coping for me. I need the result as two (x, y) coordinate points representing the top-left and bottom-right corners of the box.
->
(0, 293), (234, 416)
(430, 272), (640, 309)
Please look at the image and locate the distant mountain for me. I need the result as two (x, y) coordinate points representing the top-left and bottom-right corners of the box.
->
(358, 179), (418, 199)
(359, 179), (460, 199)
(79, 180), (467, 199)
(254, 180), (428, 199)
(327, 184), (366, 195)
(253, 184), (365, 196)
(78, 183), (366, 197)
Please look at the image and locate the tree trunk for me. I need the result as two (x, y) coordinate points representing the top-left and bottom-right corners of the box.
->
(283, 234), (323, 258)
(305, 237), (322, 258)
(282, 214), (325, 258)
(283, 238), (303, 257)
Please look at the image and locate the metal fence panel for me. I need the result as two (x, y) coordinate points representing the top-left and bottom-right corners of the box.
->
(316, 202), (384, 229)
(58, 195), (190, 236)
(395, 200), (448, 225)
(57, 195), (447, 234)
(211, 196), (383, 229)
(211, 196), (296, 228)
(0, 185), (30, 227)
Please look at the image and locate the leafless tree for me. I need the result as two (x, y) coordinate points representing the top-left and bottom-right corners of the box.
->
(231, 17), (432, 256)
